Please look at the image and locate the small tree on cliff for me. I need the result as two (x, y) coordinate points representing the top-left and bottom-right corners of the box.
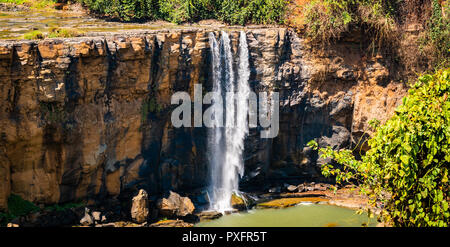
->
(309, 68), (450, 227)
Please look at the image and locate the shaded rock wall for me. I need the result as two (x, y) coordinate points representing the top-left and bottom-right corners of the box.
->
(0, 28), (406, 210)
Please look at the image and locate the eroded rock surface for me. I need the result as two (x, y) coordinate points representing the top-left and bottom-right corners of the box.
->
(0, 28), (407, 210)
(157, 191), (195, 217)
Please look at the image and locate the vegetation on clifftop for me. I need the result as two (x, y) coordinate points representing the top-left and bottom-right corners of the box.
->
(76, 0), (288, 24)
(72, 0), (448, 68)
(5, 0), (449, 68)
(309, 69), (450, 227)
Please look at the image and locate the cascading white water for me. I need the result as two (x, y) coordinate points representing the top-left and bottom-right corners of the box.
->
(208, 31), (250, 212)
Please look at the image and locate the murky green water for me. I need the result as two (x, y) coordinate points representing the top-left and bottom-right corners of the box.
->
(196, 203), (376, 227)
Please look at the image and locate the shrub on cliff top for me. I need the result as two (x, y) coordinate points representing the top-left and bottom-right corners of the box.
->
(309, 68), (450, 226)
(158, 0), (218, 24)
(287, 0), (397, 44)
(77, 0), (288, 24)
(78, 0), (159, 21)
(219, 0), (288, 25)
(421, 0), (450, 68)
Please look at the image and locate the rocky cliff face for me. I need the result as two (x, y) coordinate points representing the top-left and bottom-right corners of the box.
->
(0, 28), (407, 210)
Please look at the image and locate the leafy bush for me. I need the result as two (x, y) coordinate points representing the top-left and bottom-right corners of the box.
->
(309, 69), (450, 227)
(47, 27), (83, 38)
(158, 0), (218, 24)
(23, 30), (44, 39)
(219, 0), (288, 25)
(424, 0), (449, 68)
(6, 194), (40, 217)
(78, 0), (158, 21)
(0, 194), (40, 226)
(77, 0), (287, 24)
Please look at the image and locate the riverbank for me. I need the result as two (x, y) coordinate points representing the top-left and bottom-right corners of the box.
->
(83, 185), (376, 227)
(0, 2), (418, 228)
(0, 3), (280, 40)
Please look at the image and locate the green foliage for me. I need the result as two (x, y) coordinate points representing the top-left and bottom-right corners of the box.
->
(47, 27), (83, 38)
(0, 195), (84, 226)
(78, 0), (158, 21)
(77, 0), (287, 24)
(308, 69), (450, 227)
(299, 0), (396, 43)
(426, 0), (449, 67)
(6, 194), (40, 216)
(23, 30), (44, 40)
(158, 0), (218, 24)
(158, 0), (194, 24)
(0, 194), (40, 226)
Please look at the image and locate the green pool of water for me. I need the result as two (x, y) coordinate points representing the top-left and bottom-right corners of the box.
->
(196, 203), (377, 227)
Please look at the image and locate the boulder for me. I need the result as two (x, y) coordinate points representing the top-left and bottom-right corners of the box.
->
(149, 219), (193, 227)
(287, 185), (298, 192)
(157, 191), (195, 217)
(314, 183), (328, 191)
(297, 184), (306, 192)
(7, 223), (19, 227)
(195, 211), (223, 222)
(80, 208), (94, 226)
(92, 211), (101, 222)
(131, 189), (149, 223)
(231, 193), (246, 210)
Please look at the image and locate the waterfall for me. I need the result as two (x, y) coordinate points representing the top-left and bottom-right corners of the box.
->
(208, 31), (250, 212)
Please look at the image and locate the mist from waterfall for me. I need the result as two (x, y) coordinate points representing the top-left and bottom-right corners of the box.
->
(207, 31), (250, 212)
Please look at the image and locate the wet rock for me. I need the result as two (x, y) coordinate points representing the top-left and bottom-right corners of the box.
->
(231, 193), (246, 210)
(189, 190), (210, 207)
(149, 219), (193, 227)
(100, 221), (146, 227)
(286, 185), (298, 192)
(297, 184), (306, 193)
(256, 197), (329, 209)
(92, 211), (101, 222)
(195, 211), (223, 222)
(157, 191), (195, 217)
(131, 189), (149, 223)
(0, 28), (408, 210)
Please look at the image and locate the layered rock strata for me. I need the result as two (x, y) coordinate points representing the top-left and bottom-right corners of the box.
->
(0, 28), (406, 210)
